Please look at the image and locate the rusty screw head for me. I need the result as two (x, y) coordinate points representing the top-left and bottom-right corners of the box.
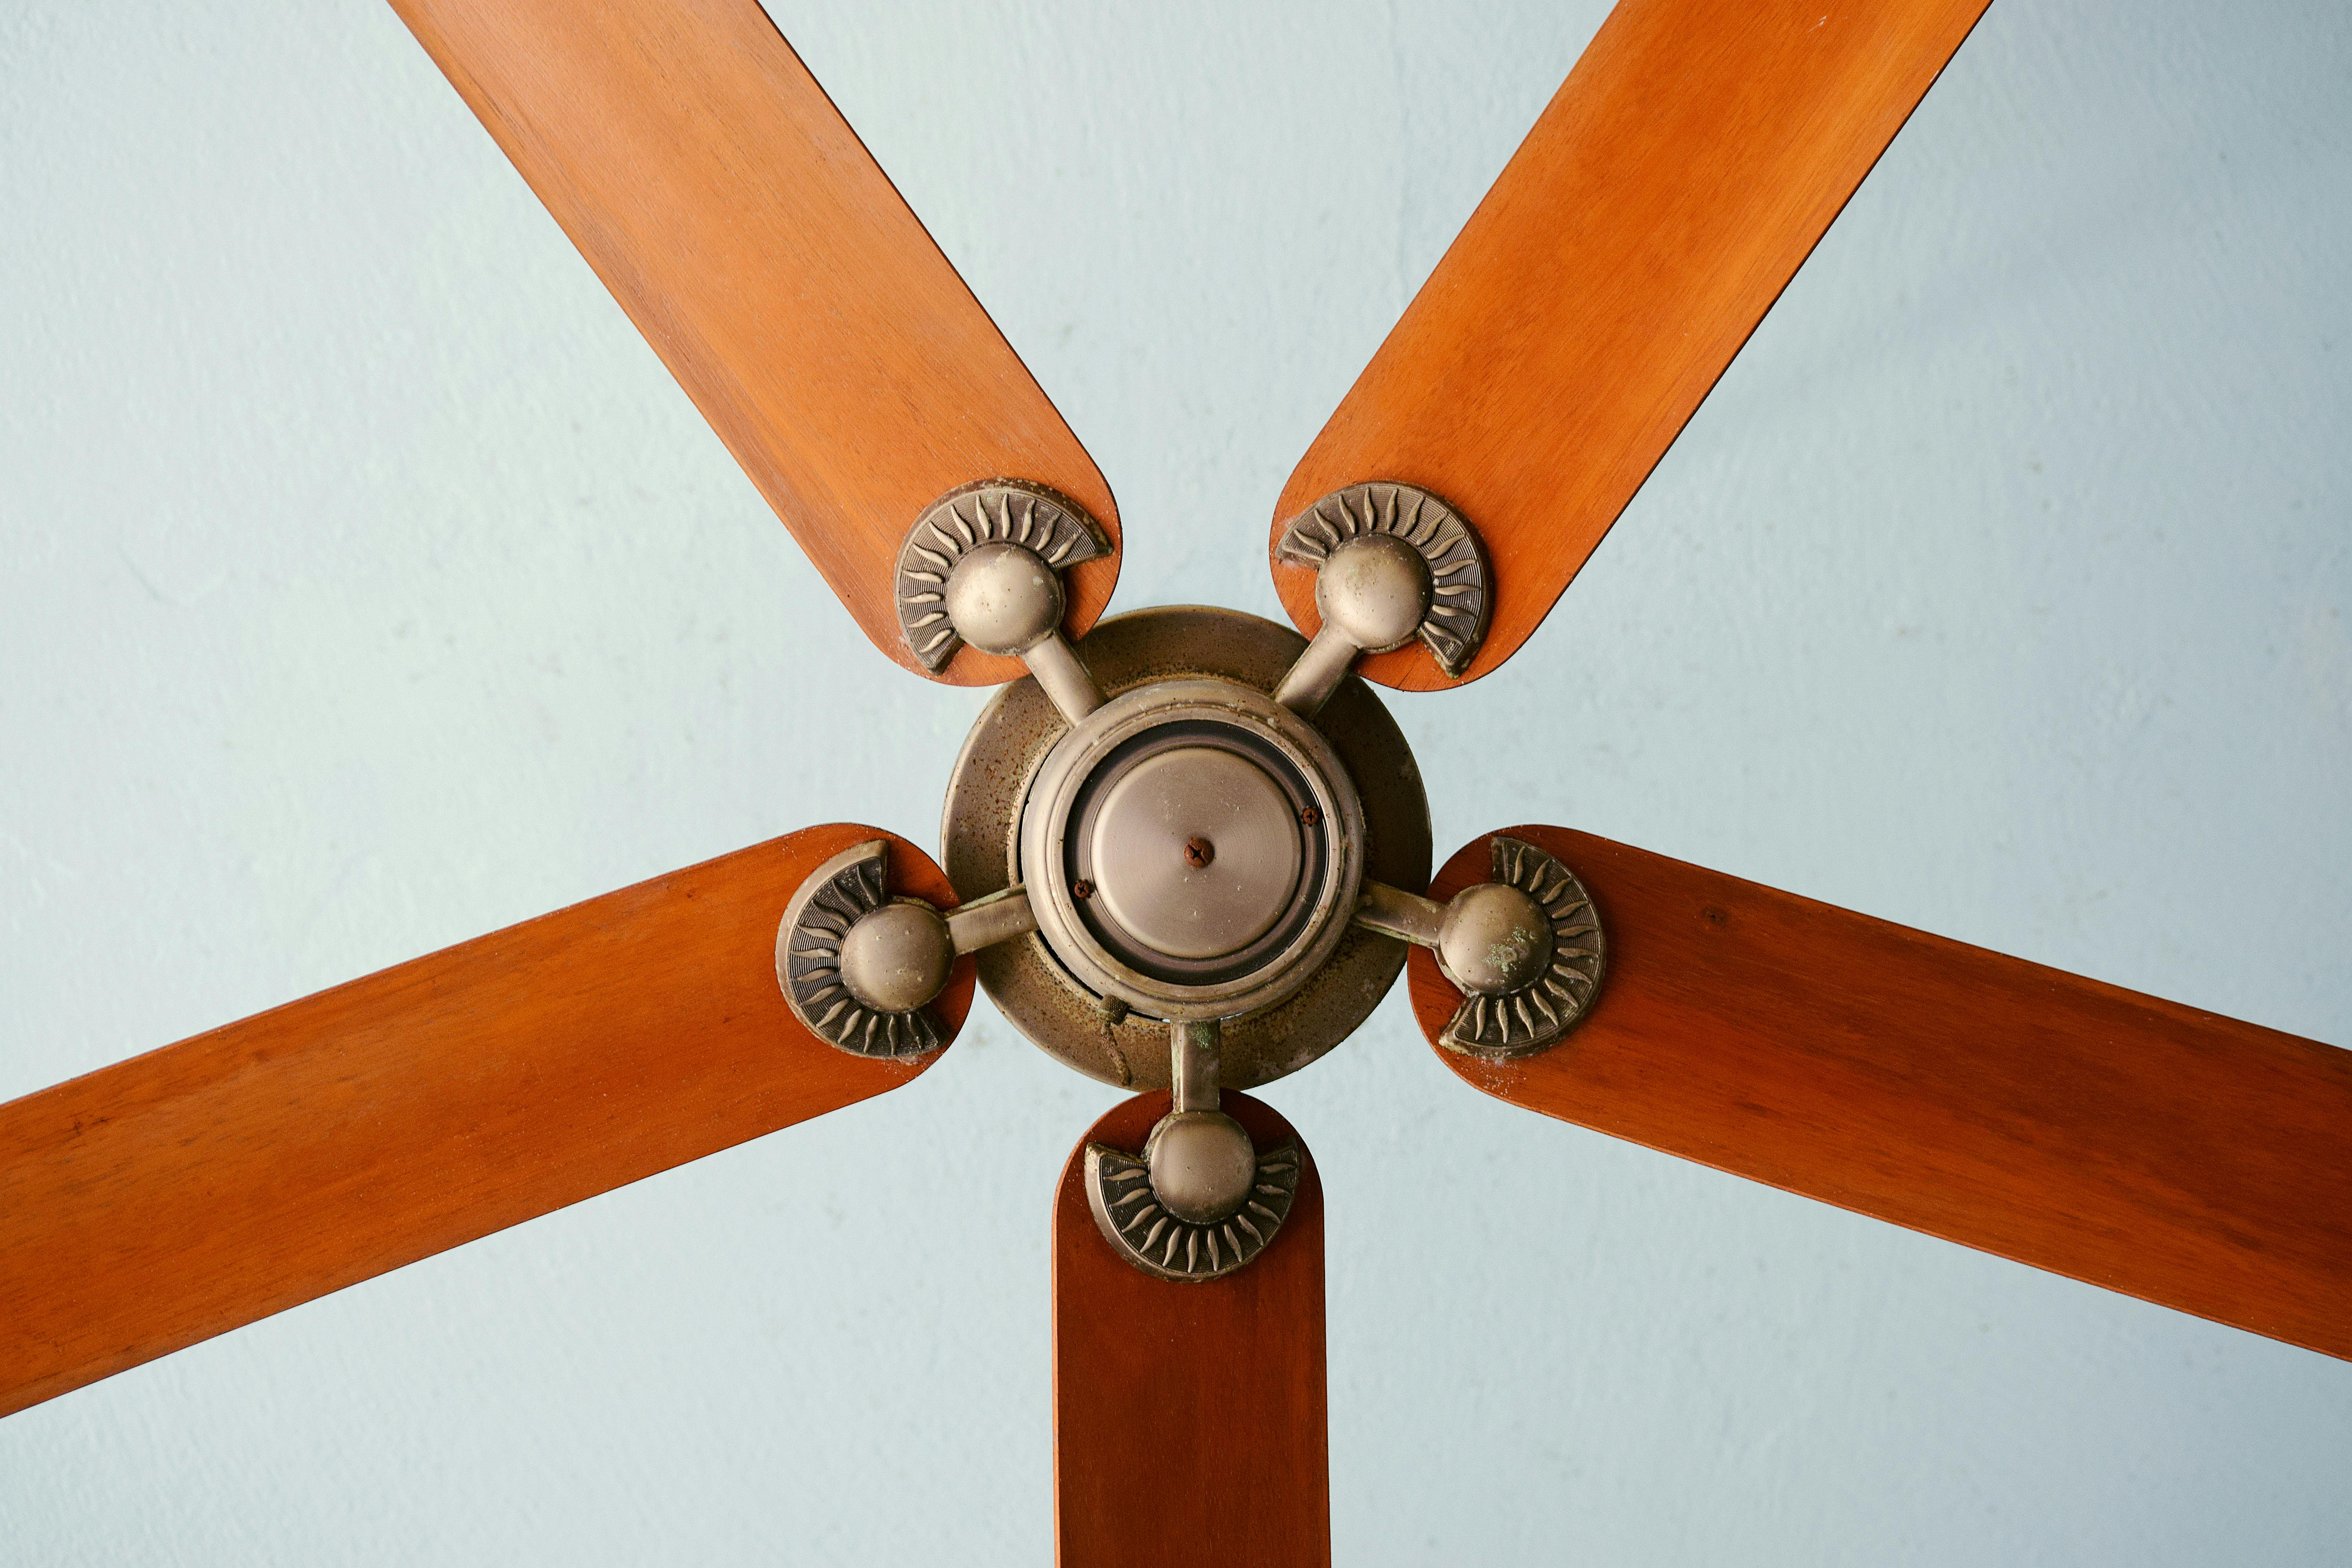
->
(1299, 804), (1322, 827)
(1182, 836), (1216, 869)
(1071, 879), (1095, 900)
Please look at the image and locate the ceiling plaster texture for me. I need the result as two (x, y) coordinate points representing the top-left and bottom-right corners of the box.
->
(2, 0), (2348, 1563)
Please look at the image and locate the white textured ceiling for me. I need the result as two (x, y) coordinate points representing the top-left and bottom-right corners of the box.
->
(2, 0), (2348, 1562)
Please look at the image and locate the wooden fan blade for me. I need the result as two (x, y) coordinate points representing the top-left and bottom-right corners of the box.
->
(1411, 827), (2352, 1359)
(1053, 1092), (1329, 1567)
(0, 826), (969, 1417)
(388, 0), (1118, 683)
(1272, 0), (1990, 688)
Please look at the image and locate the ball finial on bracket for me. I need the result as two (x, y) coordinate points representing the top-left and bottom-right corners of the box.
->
(943, 540), (1067, 657)
(1271, 481), (1490, 715)
(1350, 835), (1606, 1060)
(894, 480), (1113, 724)
(836, 900), (955, 1013)
(1436, 880), (1556, 995)
(1315, 532), (1432, 654)
(1144, 1109), (1258, 1224)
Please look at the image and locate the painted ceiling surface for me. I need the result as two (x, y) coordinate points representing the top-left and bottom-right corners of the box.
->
(2, 0), (2348, 1562)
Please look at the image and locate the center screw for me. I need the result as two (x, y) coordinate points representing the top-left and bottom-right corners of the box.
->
(1183, 836), (1216, 869)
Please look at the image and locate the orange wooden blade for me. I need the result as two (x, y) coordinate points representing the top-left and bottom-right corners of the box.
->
(0, 826), (969, 1417)
(387, 0), (1118, 684)
(1412, 827), (2352, 1359)
(1272, 0), (1990, 688)
(1053, 1092), (1329, 1567)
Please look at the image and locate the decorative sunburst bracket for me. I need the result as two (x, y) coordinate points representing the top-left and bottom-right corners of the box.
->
(1084, 1140), (1302, 1282)
(777, 840), (1038, 1061)
(1439, 837), (1606, 1056)
(893, 480), (1112, 722)
(1271, 481), (1490, 713)
(1354, 835), (1607, 1060)
(1078, 1018), (1307, 1282)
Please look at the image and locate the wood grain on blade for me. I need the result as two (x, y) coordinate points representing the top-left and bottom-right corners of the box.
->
(1274, 0), (1990, 688)
(0, 827), (968, 1417)
(1412, 828), (2352, 1359)
(388, 0), (1118, 682)
(1054, 1093), (1329, 1567)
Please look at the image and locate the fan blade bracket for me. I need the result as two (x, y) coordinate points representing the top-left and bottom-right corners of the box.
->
(1270, 481), (1491, 715)
(1075, 1019), (1302, 1284)
(1355, 834), (1608, 1058)
(890, 480), (1112, 723)
(778, 841), (1040, 1060)
(942, 884), (1038, 955)
(889, 479), (1110, 724)
(1083, 1140), (1302, 1285)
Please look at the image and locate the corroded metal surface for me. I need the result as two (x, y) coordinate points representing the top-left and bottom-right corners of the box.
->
(940, 606), (1430, 1090)
(1436, 835), (1606, 1058)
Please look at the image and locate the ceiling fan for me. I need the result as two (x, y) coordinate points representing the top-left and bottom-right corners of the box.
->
(9, 3), (2343, 1568)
